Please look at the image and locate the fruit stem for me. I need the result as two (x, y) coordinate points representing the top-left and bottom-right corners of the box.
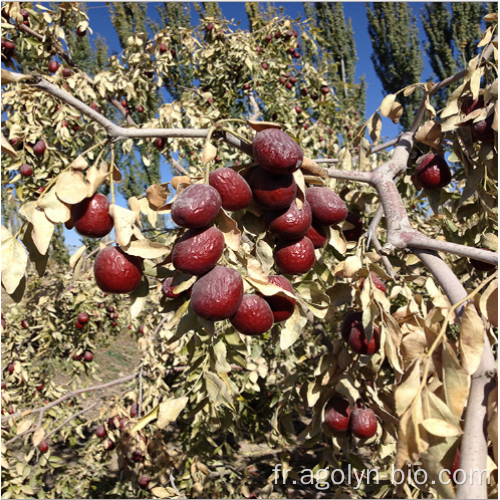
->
(14, 221), (27, 240)
(110, 147), (116, 205)
(221, 127), (249, 145)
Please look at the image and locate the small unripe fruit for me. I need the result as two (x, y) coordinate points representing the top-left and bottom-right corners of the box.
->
(351, 408), (377, 439)
(259, 275), (296, 323)
(94, 247), (143, 294)
(48, 61), (59, 73)
(78, 313), (90, 324)
(39, 441), (49, 453)
(33, 141), (46, 156)
(230, 294), (274, 336)
(62, 68), (72, 78)
(253, 129), (303, 175)
(342, 212), (364, 242)
(324, 398), (352, 432)
(74, 193), (113, 239)
(306, 187), (347, 226)
(249, 167), (296, 210)
(20, 164), (34, 177)
(274, 237), (315, 275)
(414, 154), (452, 190)
(83, 351), (93, 362)
(171, 184), (222, 229)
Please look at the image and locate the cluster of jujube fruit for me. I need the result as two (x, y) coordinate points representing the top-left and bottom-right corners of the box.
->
(324, 397), (378, 440)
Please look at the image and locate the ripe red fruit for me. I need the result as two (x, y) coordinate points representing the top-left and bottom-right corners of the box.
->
(306, 187), (347, 226)
(274, 237), (315, 275)
(243, 84), (251, 91)
(470, 249), (497, 272)
(48, 61), (59, 73)
(191, 266), (244, 321)
(20, 8), (29, 19)
(107, 306), (115, 313)
(21, 319), (28, 328)
(74, 193), (113, 238)
(159, 42), (167, 53)
(132, 450), (144, 462)
(8, 363), (15, 374)
(311, 93), (318, 101)
(95, 425), (106, 438)
(265, 200), (312, 240)
(130, 403), (139, 418)
(289, 77), (297, 85)
(104, 439), (115, 450)
(138, 475), (151, 489)
(321, 86), (329, 95)
(259, 275), (296, 323)
(471, 115), (495, 143)
(36, 384), (44, 391)
(266, 34), (272, 42)
(171, 184), (222, 229)
(162, 277), (190, 298)
(286, 82), (293, 90)
(78, 312), (90, 324)
(72, 352), (83, 361)
(155, 137), (164, 149)
(256, 46), (262, 53)
(137, 105), (144, 113)
(301, 88), (308, 96)
(144, 71), (154, 79)
(76, 27), (87, 37)
(293, 52), (300, 59)
(342, 212), (364, 242)
(1, 381), (6, 389)
(253, 129), (303, 175)
(305, 222), (328, 249)
(461, 95), (484, 116)
(249, 167), (296, 210)
(360, 273), (387, 294)
(111, 321), (117, 327)
(94, 247), (143, 294)
(414, 154), (452, 190)
(75, 321), (84, 330)
(451, 447), (460, 481)
(62, 68), (72, 78)
(206, 23), (214, 31)
(294, 106), (302, 114)
(351, 408), (377, 439)
(39, 441), (49, 453)
(230, 294), (274, 336)
(32, 141), (46, 156)
(209, 168), (253, 211)
(139, 325), (146, 335)
(261, 62), (268, 70)
(324, 398), (352, 432)
(341, 311), (380, 355)
(279, 76), (286, 85)
(172, 226), (224, 276)
(274, 32), (281, 39)
(83, 351), (93, 362)
(19, 164), (34, 177)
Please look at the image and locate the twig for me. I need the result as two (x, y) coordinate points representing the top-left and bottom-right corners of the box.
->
(248, 91), (261, 121)
(371, 237), (395, 278)
(45, 401), (99, 441)
(138, 366), (144, 418)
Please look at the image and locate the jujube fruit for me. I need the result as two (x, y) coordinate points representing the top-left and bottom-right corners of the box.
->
(259, 275), (296, 323)
(342, 311), (380, 355)
(252, 129), (303, 175)
(94, 247), (143, 294)
(171, 184), (222, 228)
(19, 164), (33, 177)
(360, 273), (387, 294)
(172, 226), (224, 276)
(138, 476), (151, 489)
(471, 115), (495, 143)
(191, 266), (244, 321)
(305, 222), (328, 249)
(161, 277), (184, 298)
(32, 141), (46, 156)
(306, 187), (347, 226)
(414, 154), (452, 190)
(274, 237), (315, 275)
(75, 321), (84, 330)
(39, 441), (49, 453)
(76, 27), (87, 37)
(265, 200), (312, 240)
(230, 294), (274, 336)
(159, 43), (167, 53)
(342, 212), (364, 242)
(95, 425), (106, 438)
(73, 193), (113, 238)
(249, 167), (296, 210)
(209, 168), (253, 211)
(461, 95), (484, 116)
(132, 450), (144, 462)
(351, 408), (377, 439)
(469, 249), (497, 272)
(324, 398), (352, 432)
(78, 312), (90, 324)
(130, 404), (139, 418)
(21, 319), (28, 328)
(83, 351), (93, 362)
(62, 68), (72, 78)
(48, 60), (59, 73)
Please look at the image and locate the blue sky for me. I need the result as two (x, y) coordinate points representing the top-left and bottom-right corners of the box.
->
(53, 3), (433, 249)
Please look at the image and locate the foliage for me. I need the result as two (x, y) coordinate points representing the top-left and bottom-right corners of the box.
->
(1, 3), (498, 500)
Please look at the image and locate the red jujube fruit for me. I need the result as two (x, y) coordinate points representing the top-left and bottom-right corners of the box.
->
(306, 187), (347, 226)
(351, 408), (377, 439)
(171, 184), (221, 228)
(230, 294), (274, 336)
(258, 275), (296, 323)
(94, 247), (143, 294)
(209, 168), (253, 211)
(414, 154), (452, 190)
(274, 237), (315, 275)
(342, 212), (364, 242)
(73, 193), (113, 238)
(305, 222), (328, 248)
(265, 200), (312, 240)
(324, 398), (352, 432)
(249, 167), (296, 210)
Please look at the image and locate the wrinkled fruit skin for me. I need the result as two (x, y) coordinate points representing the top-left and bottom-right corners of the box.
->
(230, 294), (274, 336)
(19, 164), (33, 177)
(471, 115), (495, 143)
(274, 237), (315, 275)
(324, 398), (352, 432)
(172, 226), (224, 276)
(306, 187), (347, 226)
(33, 140), (46, 156)
(252, 129), (303, 175)
(265, 201), (312, 240)
(249, 167), (296, 210)
(171, 184), (222, 229)
(305, 222), (328, 249)
(342, 212), (364, 242)
(351, 408), (377, 439)
(360, 273), (387, 294)
(191, 266), (243, 321)
(209, 168), (253, 211)
(259, 275), (296, 323)
(415, 154), (452, 190)
(161, 277), (184, 298)
(342, 311), (380, 355)
(94, 247), (143, 294)
(470, 249), (497, 272)
(74, 193), (113, 239)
